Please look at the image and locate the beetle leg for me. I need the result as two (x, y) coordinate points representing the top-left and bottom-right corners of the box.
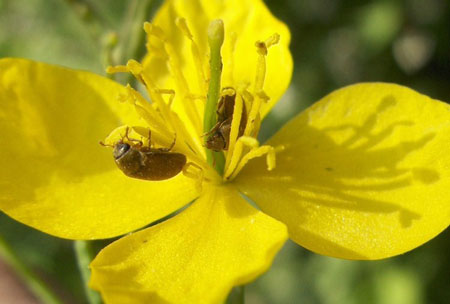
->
(123, 126), (144, 147)
(212, 154), (217, 167)
(166, 134), (177, 151)
(201, 121), (221, 138)
(157, 133), (177, 152)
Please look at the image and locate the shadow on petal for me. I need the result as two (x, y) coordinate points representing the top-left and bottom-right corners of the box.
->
(237, 84), (450, 259)
(261, 96), (434, 226)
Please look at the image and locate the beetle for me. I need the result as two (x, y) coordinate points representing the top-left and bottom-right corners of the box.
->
(205, 90), (247, 151)
(101, 127), (186, 181)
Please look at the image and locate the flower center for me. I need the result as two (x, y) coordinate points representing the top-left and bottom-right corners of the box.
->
(104, 18), (284, 186)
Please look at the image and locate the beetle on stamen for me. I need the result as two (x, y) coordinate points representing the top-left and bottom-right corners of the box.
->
(205, 88), (247, 152)
(101, 127), (187, 181)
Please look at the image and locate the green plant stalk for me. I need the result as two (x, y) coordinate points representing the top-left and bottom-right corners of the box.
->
(116, 0), (163, 85)
(63, 0), (104, 45)
(0, 235), (63, 304)
(237, 286), (245, 303)
(204, 19), (226, 174)
(74, 240), (102, 304)
(63, 0), (114, 78)
(227, 286), (245, 304)
(117, 0), (162, 62)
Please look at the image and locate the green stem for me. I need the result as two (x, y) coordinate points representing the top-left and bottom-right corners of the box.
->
(236, 286), (245, 304)
(116, 0), (162, 85)
(101, 32), (118, 79)
(117, 0), (161, 62)
(63, 0), (114, 76)
(227, 286), (245, 304)
(204, 19), (226, 174)
(0, 235), (63, 304)
(74, 241), (102, 304)
(63, 0), (104, 44)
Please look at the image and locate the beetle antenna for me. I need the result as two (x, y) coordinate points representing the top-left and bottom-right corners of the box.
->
(124, 126), (131, 141)
(99, 141), (113, 147)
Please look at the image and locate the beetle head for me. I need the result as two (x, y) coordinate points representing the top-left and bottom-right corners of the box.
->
(113, 143), (131, 160)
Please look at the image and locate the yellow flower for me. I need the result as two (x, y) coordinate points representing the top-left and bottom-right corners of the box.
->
(0, 0), (449, 303)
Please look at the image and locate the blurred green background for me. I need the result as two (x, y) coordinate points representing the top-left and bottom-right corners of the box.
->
(0, 0), (449, 303)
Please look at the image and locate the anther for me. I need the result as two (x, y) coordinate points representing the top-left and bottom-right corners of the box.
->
(126, 59), (143, 75)
(256, 91), (270, 103)
(221, 87), (236, 97)
(265, 33), (280, 48)
(106, 65), (128, 74)
(143, 22), (165, 40)
(255, 41), (268, 56)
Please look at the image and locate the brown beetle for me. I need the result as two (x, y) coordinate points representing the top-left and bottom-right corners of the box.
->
(205, 90), (247, 151)
(101, 128), (186, 181)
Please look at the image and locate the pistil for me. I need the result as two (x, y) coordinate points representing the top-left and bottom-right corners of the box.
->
(204, 19), (226, 174)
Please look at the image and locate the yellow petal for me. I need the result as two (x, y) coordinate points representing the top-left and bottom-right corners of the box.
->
(236, 83), (450, 260)
(144, 0), (292, 119)
(0, 58), (198, 239)
(90, 184), (287, 304)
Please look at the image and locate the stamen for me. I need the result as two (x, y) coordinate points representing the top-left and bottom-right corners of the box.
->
(254, 44), (267, 92)
(224, 136), (259, 179)
(239, 87), (254, 101)
(186, 94), (207, 101)
(126, 59), (144, 75)
(107, 65), (167, 129)
(176, 18), (208, 94)
(107, 60), (146, 84)
(244, 91), (269, 137)
(106, 65), (128, 74)
(107, 60), (172, 127)
(221, 87), (236, 97)
(265, 34), (281, 48)
(120, 60), (175, 130)
(124, 85), (169, 134)
(118, 86), (185, 152)
(175, 18), (193, 40)
(243, 34), (279, 138)
(126, 65), (200, 159)
(143, 22), (165, 40)
(223, 31), (281, 180)
(224, 93), (244, 170)
(144, 22), (203, 136)
(185, 94), (206, 120)
(228, 145), (276, 180)
(107, 59), (206, 162)
(109, 22), (282, 183)
(238, 87), (254, 115)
